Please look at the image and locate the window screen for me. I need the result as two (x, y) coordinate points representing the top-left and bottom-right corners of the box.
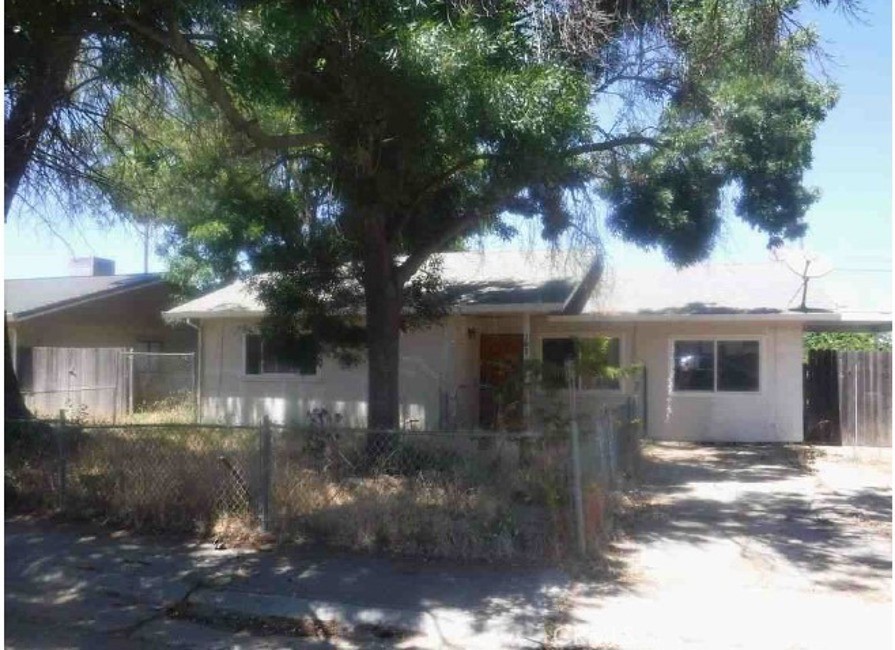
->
(245, 334), (263, 375)
(717, 341), (759, 392)
(245, 333), (318, 375)
(673, 340), (715, 391)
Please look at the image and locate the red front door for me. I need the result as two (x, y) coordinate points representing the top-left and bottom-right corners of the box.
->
(479, 334), (524, 430)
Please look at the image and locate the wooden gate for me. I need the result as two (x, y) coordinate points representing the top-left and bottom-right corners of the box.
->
(804, 350), (840, 444)
(804, 350), (891, 447)
(838, 351), (892, 447)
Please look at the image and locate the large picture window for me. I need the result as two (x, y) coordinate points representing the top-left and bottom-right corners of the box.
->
(541, 336), (621, 390)
(673, 339), (759, 393)
(245, 333), (319, 376)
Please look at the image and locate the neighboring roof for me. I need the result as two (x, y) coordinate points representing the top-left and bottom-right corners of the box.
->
(163, 251), (892, 328)
(5, 274), (164, 321)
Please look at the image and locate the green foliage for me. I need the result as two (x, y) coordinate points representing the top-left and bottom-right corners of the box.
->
(96, 0), (843, 365)
(804, 332), (892, 352)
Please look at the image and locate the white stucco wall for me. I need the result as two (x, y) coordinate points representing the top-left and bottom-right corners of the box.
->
(198, 317), (457, 428)
(631, 321), (804, 442)
(196, 314), (804, 441)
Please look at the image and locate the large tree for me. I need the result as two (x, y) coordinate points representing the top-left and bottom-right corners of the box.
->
(4, 0), (96, 417)
(3, 0), (200, 417)
(98, 1), (839, 429)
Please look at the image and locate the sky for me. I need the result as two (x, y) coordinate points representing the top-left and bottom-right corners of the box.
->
(3, 1), (892, 308)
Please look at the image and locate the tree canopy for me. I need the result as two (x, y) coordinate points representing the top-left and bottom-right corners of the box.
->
(20, 0), (847, 427)
(805, 332), (892, 352)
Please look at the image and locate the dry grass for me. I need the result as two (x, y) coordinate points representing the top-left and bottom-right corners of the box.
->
(108, 393), (197, 425)
(271, 433), (574, 561)
(6, 422), (639, 562)
(59, 425), (256, 535)
(211, 513), (274, 550)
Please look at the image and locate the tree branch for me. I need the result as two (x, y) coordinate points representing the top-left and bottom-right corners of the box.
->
(118, 13), (326, 151)
(397, 208), (491, 283)
(563, 135), (659, 156)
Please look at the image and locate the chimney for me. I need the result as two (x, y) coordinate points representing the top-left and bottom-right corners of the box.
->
(69, 257), (116, 277)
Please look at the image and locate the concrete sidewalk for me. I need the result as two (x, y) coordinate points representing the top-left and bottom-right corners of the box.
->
(5, 516), (574, 648)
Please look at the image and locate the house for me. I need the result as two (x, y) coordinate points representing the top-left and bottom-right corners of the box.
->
(6, 257), (196, 415)
(163, 250), (891, 442)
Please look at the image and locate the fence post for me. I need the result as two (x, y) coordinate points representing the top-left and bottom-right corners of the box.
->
(566, 360), (587, 557)
(259, 416), (272, 532)
(56, 409), (67, 511)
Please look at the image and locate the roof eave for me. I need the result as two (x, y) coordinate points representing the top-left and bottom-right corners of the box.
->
(550, 311), (892, 329)
(163, 301), (566, 322)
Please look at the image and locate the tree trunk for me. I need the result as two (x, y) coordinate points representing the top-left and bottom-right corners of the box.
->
(5, 324), (30, 419)
(4, 22), (83, 419)
(4, 27), (83, 217)
(363, 216), (403, 462)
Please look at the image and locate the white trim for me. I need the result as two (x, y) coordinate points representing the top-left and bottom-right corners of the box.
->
(551, 312), (892, 326)
(165, 309), (264, 322)
(165, 302), (566, 323)
(455, 303), (563, 315)
(669, 335), (764, 396)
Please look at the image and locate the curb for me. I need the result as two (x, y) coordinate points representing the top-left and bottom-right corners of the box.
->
(186, 586), (547, 648)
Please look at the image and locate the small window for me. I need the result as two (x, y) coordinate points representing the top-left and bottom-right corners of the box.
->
(541, 336), (621, 390)
(673, 341), (715, 391)
(245, 333), (318, 376)
(717, 341), (759, 392)
(673, 339), (760, 393)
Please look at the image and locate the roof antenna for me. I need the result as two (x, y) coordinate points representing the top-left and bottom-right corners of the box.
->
(770, 244), (833, 312)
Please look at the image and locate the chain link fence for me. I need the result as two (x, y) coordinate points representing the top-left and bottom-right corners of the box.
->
(573, 398), (643, 553)
(5, 418), (257, 533)
(6, 399), (642, 559)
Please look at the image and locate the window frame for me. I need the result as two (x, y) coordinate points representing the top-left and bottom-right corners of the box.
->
(241, 331), (321, 381)
(669, 335), (763, 395)
(537, 332), (626, 393)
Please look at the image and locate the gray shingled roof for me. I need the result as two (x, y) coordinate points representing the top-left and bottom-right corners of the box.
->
(5, 274), (163, 319)
(164, 251), (890, 321)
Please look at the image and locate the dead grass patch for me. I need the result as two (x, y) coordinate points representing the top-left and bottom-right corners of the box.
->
(210, 513), (273, 550)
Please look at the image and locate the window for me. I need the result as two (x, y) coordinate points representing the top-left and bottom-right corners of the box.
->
(673, 339), (759, 392)
(673, 341), (715, 391)
(245, 333), (319, 376)
(717, 341), (760, 391)
(541, 336), (621, 390)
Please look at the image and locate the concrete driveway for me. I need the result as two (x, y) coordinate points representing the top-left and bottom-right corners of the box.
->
(5, 443), (891, 649)
(562, 443), (892, 650)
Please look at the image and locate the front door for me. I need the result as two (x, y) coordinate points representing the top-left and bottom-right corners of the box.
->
(479, 333), (524, 430)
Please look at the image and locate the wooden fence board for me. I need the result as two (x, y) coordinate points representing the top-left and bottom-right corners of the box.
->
(838, 350), (891, 448)
(23, 347), (128, 420)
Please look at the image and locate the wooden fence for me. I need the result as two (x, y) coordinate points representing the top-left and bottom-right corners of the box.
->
(20, 347), (128, 420)
(804, 350), (891, 447)
(838, 351), (892, 448)
(18, 347), (195, 421)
